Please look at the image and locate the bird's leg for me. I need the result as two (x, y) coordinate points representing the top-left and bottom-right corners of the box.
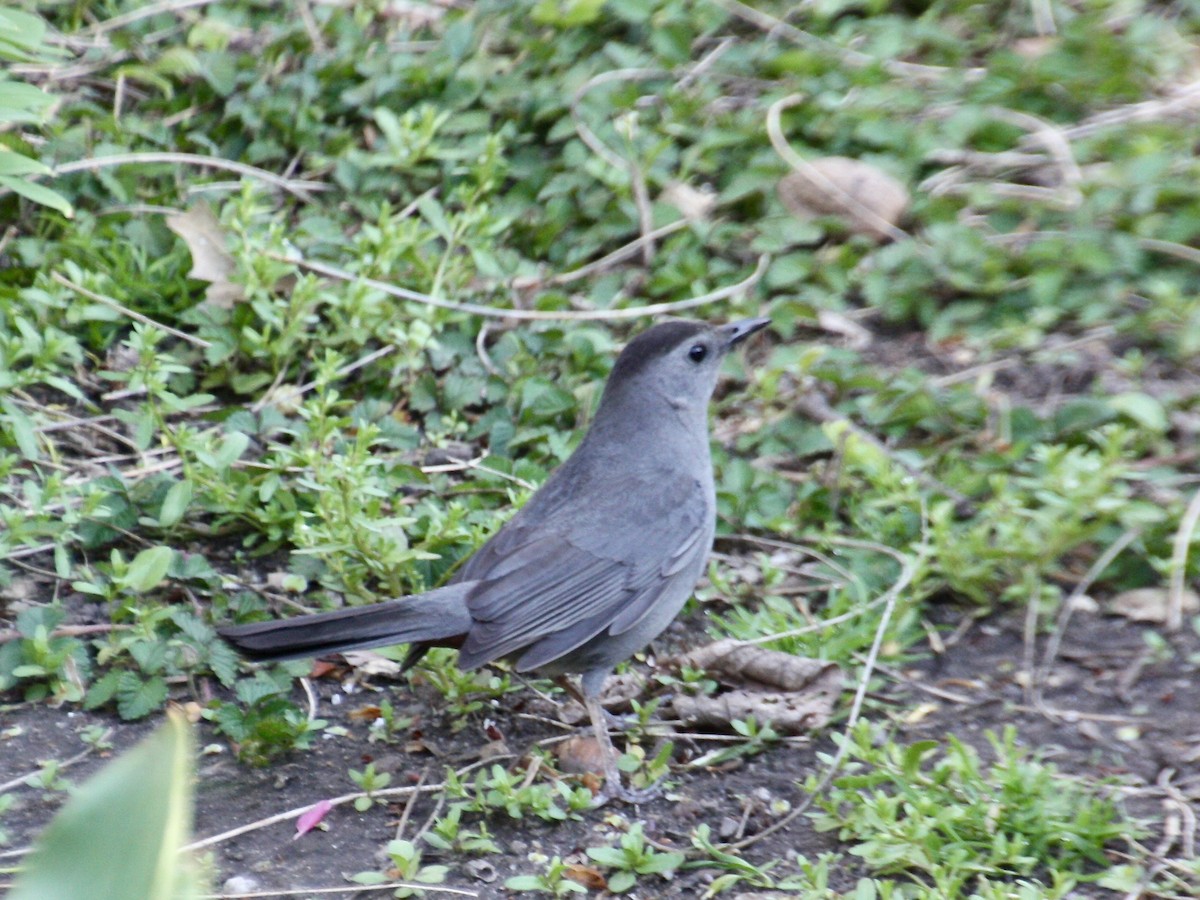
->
(554, 674), (587, 707)
(554, 674), (632, 729)
(584, 691), (663, 806)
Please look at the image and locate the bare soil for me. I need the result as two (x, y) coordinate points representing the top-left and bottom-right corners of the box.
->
(2, 599), (1198, 898)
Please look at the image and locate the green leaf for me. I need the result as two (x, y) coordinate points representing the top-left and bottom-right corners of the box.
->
(8, 709), (201, 900)
(607, 870), (636, 893)
(213, 431), (250, 469)
(1, 400), (39, 459)
(0, 81), (53, 121)
(504, 876), (544, 890)
(0, 148), (49, 175)
(116, 673), (169, 720)
(207, 640), (241, 688)
(159, 480), (193, 527)
(587, 847), (627, 867)
(0, 174), (73, 216)
(416, 193), (453, 241)
(531, 0), (606, 27)
(902, 741), (938, 779)
(83, 670), (122, 710)
(0, 8), (59, 61)
(1108, 392), (1167, 432)
(638, 851), (684, 875)
(124, 546), (175, 592)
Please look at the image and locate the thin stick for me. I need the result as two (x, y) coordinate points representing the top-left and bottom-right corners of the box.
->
(270, 252), (768, 322)
(729, 523), (928, 850)
(198, 884), (478, 898)
(393, 769), (426, 841)
(571, 68), (666, 170)
(85, 0), (218, 36)
(712, 0), (984, 83)
(184, 756), (508, 852)
(51, 272), (212, 348)
(0, 737), (108, 794)
(1037, 527), (1142, 681)
(1168, 488), (1200, 632)
(1139, 237), (1200, 267)
(49, 152), (326, 199)
(512, 219), (690, 290)
(1060, 78), (1200, 140)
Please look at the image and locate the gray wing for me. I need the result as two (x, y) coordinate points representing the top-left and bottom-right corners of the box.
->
(452, 467), (710, 671)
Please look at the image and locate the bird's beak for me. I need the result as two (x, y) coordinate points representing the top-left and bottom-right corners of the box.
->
(719, 317), (771, 349)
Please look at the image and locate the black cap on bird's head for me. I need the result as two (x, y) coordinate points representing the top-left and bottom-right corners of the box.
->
(598, 317), (771, 417)
(608, 317), (770, 383)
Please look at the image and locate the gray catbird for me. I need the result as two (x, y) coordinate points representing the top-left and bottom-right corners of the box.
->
(220, 317), (771, 802)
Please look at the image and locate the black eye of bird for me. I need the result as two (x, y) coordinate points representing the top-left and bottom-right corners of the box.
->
(688, 343), (708, 363)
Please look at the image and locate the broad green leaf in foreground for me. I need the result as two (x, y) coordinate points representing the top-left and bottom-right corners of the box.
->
(8, 708), (203, 900)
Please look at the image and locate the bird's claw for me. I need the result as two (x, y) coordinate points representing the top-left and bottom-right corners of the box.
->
(593, 776), (664, 807)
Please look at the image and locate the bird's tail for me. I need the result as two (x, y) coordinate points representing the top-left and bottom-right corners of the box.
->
(218, 583), (475, 663)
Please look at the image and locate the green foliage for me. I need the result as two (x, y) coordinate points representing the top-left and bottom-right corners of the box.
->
(0, 606), (89, 704)
(443, 763), (593, 822)
(207, 671), (326, 764)
(421, 805), (501, 855)
(504, 855), (589, 896)
(687, 717), (780, 769)
(0, 8), (73, 215)
(408, 647), (519, 725)
(2, 0), (1198, 890)
(348, 761), (393, 812)
(688, 823), (788, 896)
(585, 823), (686, 894)
(810, 722), (1139, 895)
(351, 839), (448, 898)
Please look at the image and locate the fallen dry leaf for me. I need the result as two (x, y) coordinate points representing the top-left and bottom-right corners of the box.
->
(661, 180), (716, 222)
(165, 201), (244, 308)
(564, 863), (607, 891)
(816, 308), (873, 349)
(340, 650), (403, 676)
(556, 735), (608, 775)
(779, 157), (909, 241)
(308, 659), (340, 679)
(478, 738), (510, 761)
(1108, 587), (1200, 623)
(669, 639), (843, 734)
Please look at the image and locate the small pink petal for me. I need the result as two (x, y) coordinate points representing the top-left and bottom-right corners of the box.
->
(294, 799), (333, 839)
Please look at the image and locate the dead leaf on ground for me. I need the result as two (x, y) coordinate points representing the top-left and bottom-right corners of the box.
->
(347, 704), (384, 722)
(380, 0), (448, 29)
(564, 863), (607, 891)
(661, 180), (716, 223)
(778, 158), (909, 241)
(669, 639), (843, 734)
(466, 859), (497, 883)
(478, 738), (510, 761)
(165, 201), (244, 309)
(556, 735), (608, 776)
(340, 650), (403, 676)
(816, 308), (873, 349)
(1108, 587), (1200, 623)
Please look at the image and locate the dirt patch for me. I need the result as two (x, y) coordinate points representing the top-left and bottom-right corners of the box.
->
(2, 602), (1197, 896)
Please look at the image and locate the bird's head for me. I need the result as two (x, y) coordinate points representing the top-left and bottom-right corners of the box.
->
(598, 317), (771, 421)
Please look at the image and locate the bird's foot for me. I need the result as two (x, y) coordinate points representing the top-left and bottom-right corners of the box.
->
(601, 708), (635, 729)
(593, 773), (664, 807)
